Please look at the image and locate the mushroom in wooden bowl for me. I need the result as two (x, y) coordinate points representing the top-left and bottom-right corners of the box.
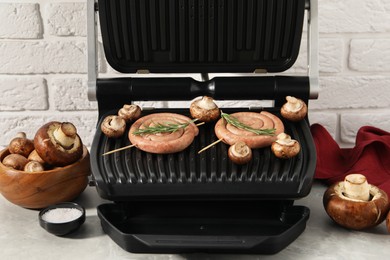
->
(387, 210), (390, 233)
(0, 122), (90, 209)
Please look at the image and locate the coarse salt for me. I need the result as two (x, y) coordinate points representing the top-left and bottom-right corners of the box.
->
(41, 208), (83, 223)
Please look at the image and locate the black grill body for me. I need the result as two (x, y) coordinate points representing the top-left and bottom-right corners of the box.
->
(89, 0), (317, 254)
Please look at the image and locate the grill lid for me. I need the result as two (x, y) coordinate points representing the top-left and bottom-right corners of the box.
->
(98, 0), (306, 73)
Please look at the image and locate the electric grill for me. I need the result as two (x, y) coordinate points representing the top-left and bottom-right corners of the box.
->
(87, 0), (319, 254)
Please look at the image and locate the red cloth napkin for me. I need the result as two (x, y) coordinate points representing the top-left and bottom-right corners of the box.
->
(310, 123), (390, 196)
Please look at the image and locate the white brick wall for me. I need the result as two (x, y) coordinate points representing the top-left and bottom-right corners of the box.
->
(47, 3), (87, 36)
(0, 41), (87, 74)
(0, 3), (41, 39)
(0, 0), (389, 149)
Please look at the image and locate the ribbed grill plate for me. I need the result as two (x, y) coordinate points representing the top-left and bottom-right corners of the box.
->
(90, 109), (316, 201)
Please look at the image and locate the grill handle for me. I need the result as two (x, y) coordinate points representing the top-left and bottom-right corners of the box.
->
(99, 206), (310, 254)
(96, 76), (309, 118)
(132, 234), (267, 250)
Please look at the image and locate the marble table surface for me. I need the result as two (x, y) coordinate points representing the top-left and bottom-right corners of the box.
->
(1, 181), (389, 260)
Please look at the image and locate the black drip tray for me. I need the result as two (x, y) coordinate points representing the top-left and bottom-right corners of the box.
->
(97, 200), (310, 254)
(90, 108), (316, 200)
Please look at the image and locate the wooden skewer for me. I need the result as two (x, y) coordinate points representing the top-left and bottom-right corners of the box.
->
(102, 144), (136, 156)
(196, 122), (205, 127)
(198, 138), (224, 154)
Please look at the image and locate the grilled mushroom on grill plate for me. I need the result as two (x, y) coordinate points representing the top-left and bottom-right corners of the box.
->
(190, 96), (220, 122)
(101, 115), (127, 138)
(118, 104), (142, 123)
(271, 133), (300, 159)
(281, 96), (308, 121)
(228, 142), (253, 165)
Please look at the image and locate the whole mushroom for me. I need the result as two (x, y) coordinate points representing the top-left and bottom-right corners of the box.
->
(118, 104), (142, 123)
(27, 150), (46, 165)
(34, 122), (84, 167)
(190, 96), (220, 122)
(323, 174), (390, 230)
(101, 115), (126, 138)
(228, 141), (252, 165)
(2, 154), (29, 170)
(280, 96), (308, 121)
(24, 161), (45, 173)
(8, 132), (35, 158)
(271, 133), (300, 159)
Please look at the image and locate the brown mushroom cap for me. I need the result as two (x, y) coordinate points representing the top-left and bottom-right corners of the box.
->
(34, 122), (83, 167)
(118, 104), (142, 122)
(24, 161), (45, 173)
(387, 210), (390, 233)
(228, 141), (253, 165)
(190, 96), (220, 122)
(280, 96), (308, 122)
(27, 150), (46, 165)
(101, 115), (127, 138)
(323, 181), (390, 230)
(8, 132), (35, 158)
(271, 133), (300, 159)
(2, 154), (29, 170)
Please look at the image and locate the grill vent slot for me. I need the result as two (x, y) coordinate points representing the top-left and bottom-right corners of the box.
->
(98, 0), (305, 73)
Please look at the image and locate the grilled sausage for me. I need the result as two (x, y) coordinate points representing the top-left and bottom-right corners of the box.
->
(129, 113), (199, 154)
(214, 111), (284, 149)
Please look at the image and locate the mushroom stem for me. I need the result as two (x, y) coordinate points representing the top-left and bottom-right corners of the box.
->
(275, 133), (295, 146)
(197, 96), (217, 110)
(285, 96), (303, 112)
(271, 133), (300, 159)
(230, 142), (251, 158)
(53, 122), (77, 149)
(108, 116), (125, 130)
(344, 174), (370, 201)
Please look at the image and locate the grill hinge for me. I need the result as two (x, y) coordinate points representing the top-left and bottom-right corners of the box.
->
(137, 69), (151, 74)
(254, 69), (268, 74)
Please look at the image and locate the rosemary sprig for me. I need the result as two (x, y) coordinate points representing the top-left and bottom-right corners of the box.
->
(221, 111), (275, 136)
(132, 119), (198, 135)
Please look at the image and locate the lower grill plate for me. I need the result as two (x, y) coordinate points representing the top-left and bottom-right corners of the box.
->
(90, 108), (316, 201)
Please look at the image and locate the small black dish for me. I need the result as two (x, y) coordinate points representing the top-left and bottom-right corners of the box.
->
(39, 202), (85, 236)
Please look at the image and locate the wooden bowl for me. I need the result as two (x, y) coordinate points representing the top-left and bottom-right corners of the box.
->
(0, 146), (90, 209)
